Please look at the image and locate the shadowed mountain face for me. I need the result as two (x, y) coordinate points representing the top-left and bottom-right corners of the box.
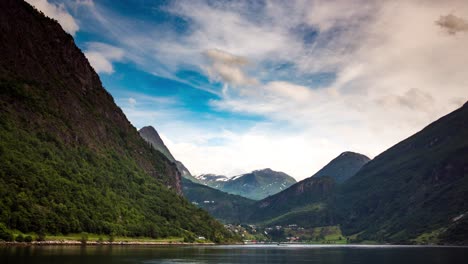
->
(181, 178), (255, 223)
(243, 151), (368, 226)
(0, 0), (234, 242)
(336, 102), (468, 243)
(247, 176), (337, 227)
(139, 125), (200, 183)
(139, 126), (176, 162)
(312, 152), (370, 183)
(196, 169), (297, 200)
(243, 103), (468, 245)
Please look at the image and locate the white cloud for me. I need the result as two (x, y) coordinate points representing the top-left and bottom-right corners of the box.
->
(436, 14), (468, 35)
(128, 97), (137, 106)
(167, 0), (467, 179)
(203, 49), (257, 87)
(25, 0), (79, 36)
(84, 42), (124, 74)
(75, 0), (468, 180)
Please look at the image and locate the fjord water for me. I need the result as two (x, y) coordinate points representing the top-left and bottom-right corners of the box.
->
(1, 245), (466, 264)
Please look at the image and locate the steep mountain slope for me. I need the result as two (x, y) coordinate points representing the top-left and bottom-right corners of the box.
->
(0, 0), (234, 242)
(175, 160), (199, 183)
(139, 126), (176, 162)
(139, 126), (199, 183)
(312, 152), (370, 183)
(337, 102), (468, 243)
(247, 176), (337, 227)
(181, 178), (255, 223)
(243, 151), (367, 226)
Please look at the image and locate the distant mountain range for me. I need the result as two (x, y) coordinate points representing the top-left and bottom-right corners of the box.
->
(245, 151), (368, 226)
(243, 102), (468, 244)
(196, 169), (297, 200)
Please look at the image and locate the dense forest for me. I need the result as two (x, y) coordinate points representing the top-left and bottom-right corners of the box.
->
(0, 0), (237, 243)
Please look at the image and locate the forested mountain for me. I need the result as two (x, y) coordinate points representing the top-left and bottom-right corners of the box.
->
(0, 0), (234, 242)
(243, 152), (368, 226)
(182, 178), (255, 223)
(336, 102), (468, 244)
(312, 152), (370, 183)
(244, 103), (468, 244)
(247, 176), (337, 227)
(196, 169), (297, 200)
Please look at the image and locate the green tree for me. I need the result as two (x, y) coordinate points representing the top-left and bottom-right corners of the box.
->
(15, 234), (24, 242)
(80, 232), (88, 245)
(0, 223), (14, 241)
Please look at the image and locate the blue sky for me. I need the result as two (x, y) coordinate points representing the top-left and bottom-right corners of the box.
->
(27, 0), (468, 179)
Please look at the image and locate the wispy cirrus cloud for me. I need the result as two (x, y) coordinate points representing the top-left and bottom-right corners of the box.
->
(41, 0), (468, 179)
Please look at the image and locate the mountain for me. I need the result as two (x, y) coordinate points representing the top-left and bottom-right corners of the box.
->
(244, 151), (368, 226)
(247, 176), (337, 227)
(139, 126), (199, 183)
(196, 169), (297, 200)
(312, 152), (370, 183)
(139, 126), (176, 162)
(195, 174), (230, 189)
(222, 169), (297, 200)
(336, 102), (468, 244)
(181, 178), (255, 223)
(175, 160), (198, 182)
(0, 0), (234, 242)
(138, 126), (253, 223)
(246, 103), (468, 244)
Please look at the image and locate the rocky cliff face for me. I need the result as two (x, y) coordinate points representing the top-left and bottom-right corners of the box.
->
(0, 0), (181, 194)
(139, 126), (199, 184)
(139, 126), (176, 162)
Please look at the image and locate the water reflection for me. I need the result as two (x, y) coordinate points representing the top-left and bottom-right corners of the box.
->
(1, 245), (467, 264)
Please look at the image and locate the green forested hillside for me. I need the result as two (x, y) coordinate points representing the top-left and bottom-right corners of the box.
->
(182, 178), (255, 223)
(336, 102), (468, 243)
(242, 105), (467, 245)
(312, 152), (370, 183)
(244, 152), (369, 227)
(0, 0), (235, 242)
(247, 176), (336, 226)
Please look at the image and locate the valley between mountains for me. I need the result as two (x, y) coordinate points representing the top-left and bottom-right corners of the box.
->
(0, 0), (467, 246)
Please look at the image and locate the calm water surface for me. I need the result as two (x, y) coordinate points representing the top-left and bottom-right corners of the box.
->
(1, 244), (467, 264)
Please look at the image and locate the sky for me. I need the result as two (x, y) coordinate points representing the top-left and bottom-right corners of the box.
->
(26, 0), (468, 180)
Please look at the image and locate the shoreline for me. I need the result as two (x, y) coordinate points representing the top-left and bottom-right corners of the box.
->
(0, 241), (216, 246)
(1, 241), (466, 247)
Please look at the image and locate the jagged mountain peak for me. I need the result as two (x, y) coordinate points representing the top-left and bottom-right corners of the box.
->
(139, 125), (175, 162)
